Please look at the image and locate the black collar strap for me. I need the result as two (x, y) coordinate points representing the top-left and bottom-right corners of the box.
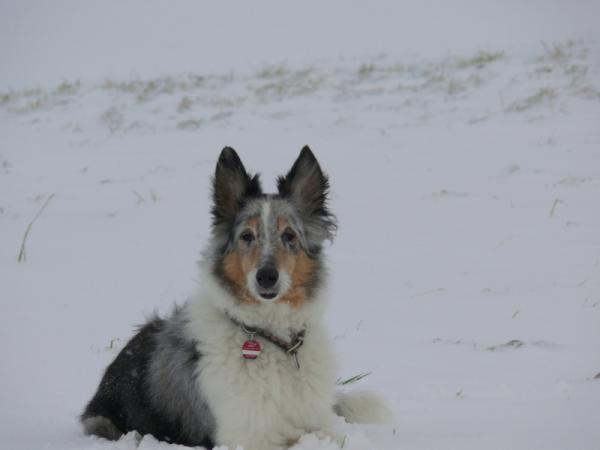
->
(229, 316), (306, 368)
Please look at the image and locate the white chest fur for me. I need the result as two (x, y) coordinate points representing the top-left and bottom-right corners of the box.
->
(186, 297), (336, 450)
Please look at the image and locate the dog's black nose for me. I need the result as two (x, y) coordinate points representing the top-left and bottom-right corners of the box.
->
(256, 266), (279, 289)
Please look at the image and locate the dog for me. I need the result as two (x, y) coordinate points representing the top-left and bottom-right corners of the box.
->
(81, 146), (391, 450)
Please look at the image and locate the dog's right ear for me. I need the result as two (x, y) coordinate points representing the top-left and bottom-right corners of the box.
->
(211, 147), (261, 226)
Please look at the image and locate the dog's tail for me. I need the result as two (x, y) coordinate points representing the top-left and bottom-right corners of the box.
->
(81, 415), (123, 440)
(333, 390), (395, 425)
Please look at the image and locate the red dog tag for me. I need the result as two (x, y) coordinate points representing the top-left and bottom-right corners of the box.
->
(242, 340), (262, 359)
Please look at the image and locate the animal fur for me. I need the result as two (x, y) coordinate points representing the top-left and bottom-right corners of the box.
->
(81, 146), (391, 450)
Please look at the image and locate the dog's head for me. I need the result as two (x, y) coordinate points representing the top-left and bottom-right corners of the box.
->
(210, 146), (336, 308)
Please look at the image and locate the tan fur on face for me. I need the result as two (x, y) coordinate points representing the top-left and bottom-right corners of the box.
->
(276, 216), (316, 309)
(221, 215), (317, 307)
(276, 251), (315, 309)
(221, 217), (261, 304)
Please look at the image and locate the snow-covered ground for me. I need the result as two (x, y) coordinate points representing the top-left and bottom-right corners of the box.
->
(1, 2), (600, 449)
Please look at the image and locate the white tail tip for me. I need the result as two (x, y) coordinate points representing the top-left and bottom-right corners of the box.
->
(334, 390), (395, 425)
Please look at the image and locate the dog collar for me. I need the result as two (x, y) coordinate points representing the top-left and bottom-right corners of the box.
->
(229, 316), (306, 369)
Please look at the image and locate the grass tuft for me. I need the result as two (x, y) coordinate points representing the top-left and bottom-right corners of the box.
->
(256, 64), (288, 79)
(176, 118), (203, 130)
(358, 63), (376, 78)
(54, 80), (81, 95)
(455, 50), (505, 69)
(507, 87), (557, 112)
(177, 96), (193, 113)
(0, 92), (15, 105)
(540, 41), (575, 65)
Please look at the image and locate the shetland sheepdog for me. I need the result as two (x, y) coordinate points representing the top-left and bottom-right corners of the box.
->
(81, 147), (391, 450)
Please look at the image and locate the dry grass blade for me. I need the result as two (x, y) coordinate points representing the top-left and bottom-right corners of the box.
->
(549, 198), (563, 217)
(17, 193), (55, 263)
(486, 339), (524, 351)
(336, 372), (372, 386)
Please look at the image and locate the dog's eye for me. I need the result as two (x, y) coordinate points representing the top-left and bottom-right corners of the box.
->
(240, 231), (255, 243)
(281, 229), (296, 244)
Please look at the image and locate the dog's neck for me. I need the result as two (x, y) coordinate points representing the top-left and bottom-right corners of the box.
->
(196, 262), (326, 338)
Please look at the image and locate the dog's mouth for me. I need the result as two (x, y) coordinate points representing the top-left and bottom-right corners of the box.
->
(258, 291), (277, 300)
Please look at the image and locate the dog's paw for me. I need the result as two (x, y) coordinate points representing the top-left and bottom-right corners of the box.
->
(289, 433), (339, 450)
(119, 430), (142, 447)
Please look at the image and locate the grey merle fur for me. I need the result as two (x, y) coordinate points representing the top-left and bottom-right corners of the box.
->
(81, 307), (214, 446)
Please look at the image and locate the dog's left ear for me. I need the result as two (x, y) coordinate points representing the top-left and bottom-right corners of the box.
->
(277, 146), (337, 246)
(212, 147), (262, 227)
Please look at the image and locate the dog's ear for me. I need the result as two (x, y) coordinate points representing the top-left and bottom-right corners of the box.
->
(277, 146), (327, 212)
(277, 146), (336, 247)
(212, 147), (261, 226)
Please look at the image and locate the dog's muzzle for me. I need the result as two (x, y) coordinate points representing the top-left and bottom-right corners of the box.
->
(255, 265), (278, 299)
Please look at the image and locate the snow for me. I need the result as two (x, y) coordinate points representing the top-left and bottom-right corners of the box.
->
(1, 1), (600, 449)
